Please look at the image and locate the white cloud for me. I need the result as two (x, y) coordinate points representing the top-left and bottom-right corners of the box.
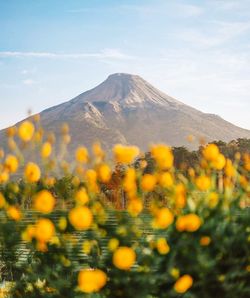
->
(176, 20), (250, 48)
(22, 79), (35, 85)
(0, 49), (135, 60)
(175, 3), (204, 17)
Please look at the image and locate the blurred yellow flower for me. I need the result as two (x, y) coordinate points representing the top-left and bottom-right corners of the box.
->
(97, 163), (111, 183)
(200, 236), (211, 246)
(156, 238), (170, 255)
(158, 171), (173, 188)
(24, 162), (41, 183)
(113, 144), (139, 164)
(0, 192), (6, 208)
(6, 126), (16, 138)
(154, 208), (174, 229)
(58, 217), (67, 231)
(75, 146), (89, 163)
(108, 238), (119, 251)
(82, 240), (92, 254)
(170, 268), (180, 279)
(208, 192), (219, 208)
(92, 142), (105, 160)
(34, 190), (55, 214)
(203, 144), (219, 162)
(18, 121), (35, 142)
(75, 187), (89, 205)
(35, 218), (55, 242)
(127, 198), (143, 216)
(4, 155), (19, 173)
(22, 225), (35, 242)
(176, 214), (201, 232)
(243, 153), (250, 171)
(212, 153), (226, 170)
(41, 142), (52, 158)
(225, 159), (236, 177)
(78, 269), (107, 293)
(195, 175), (211, 191)
(113, 246), (136, 270)
(0, 148), (4, 159)
(175, 183), (186, 209)
(174, 274), (193, 293)
(151, 144), (174, 169)
(0, 170), (9, 184)
(86, 169), (99, 193)
(7, 206), (22, 221)
(141, 174), (157, 191)
(69, 206), (93, 230)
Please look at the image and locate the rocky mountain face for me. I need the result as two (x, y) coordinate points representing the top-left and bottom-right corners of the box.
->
(1, 73), (250, 153)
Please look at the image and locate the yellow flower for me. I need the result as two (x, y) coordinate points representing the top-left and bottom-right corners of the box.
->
(113, 246), (136, 270)
(108, 238), (119, 251)
(151, 144), (174, 169)
(208, 192), (219, 208)
(75, 188), (89, 205)
(97, 163), (111, 183)
(35, 218), (55, 242)
(6, 126), (17, 137)
(158, 171), (173, 188)
(18, 121), (35, 142)
(195, 175), (211, 191)
(127, 198), (143, 216)
(34, 190), (55, 214)
(92, 142), (105, 159)
(123, 168), (137, 195)
(7, 206), (22, 221)
(36, 241), (48, 252)
(41, 142), (52, 158)
(174, 275), (193, 293)
(0, 192), (6, 208)
(225, 159), (236, 177)
(203, 144), (219, 162)
(175, 183), (186, 209)
(22, 225), (35, 242)
(200, 236), (211, 246)
(58, 217), (67, 231)
(78, 269), (107, 293)
(212, 153), (226, 170)
(82, 240), (92, 254)
(75, 146), (89, 163)
(170, 268), (180, 279)
(4, 155), (19, 173)
(85, 169), (99, 193)
(154, 208), (174, 229)
(176, 214), (201, 232)
(113, 144), (139, 164)
(141, 174), (157, 192)
(156, 238), (170, 255)
(24, 162), (41, 183)
(243, 153), (250, 171)
(69, 206), (93, 230)
(0, 148), (4, 159)
(0, 170), (9, 184)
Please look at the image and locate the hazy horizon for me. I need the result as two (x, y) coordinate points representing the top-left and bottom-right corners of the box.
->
(1, 0), (250, 130)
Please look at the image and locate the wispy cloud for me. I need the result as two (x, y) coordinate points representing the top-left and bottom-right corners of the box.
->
(0, 49), (134, 60)
(176, 21), (250, 48)
(22, 79), (35, 85)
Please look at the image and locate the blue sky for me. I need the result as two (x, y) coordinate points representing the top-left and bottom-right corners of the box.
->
(0, 0), (250, 130)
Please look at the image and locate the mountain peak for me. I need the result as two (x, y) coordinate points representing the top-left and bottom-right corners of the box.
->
(72, 73), (178, 106)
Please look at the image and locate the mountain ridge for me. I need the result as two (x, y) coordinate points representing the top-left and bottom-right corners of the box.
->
(1, 73), (250, 152)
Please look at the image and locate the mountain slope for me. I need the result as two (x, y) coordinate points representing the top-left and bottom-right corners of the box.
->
(1, 73), (250, 152)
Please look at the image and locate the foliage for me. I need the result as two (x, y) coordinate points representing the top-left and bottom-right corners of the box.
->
(0, 118), (249, 297)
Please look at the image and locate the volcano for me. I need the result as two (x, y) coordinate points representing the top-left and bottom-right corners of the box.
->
(1, 73), (250, 151)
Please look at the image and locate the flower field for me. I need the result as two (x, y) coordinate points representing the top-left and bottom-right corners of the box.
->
(0, 118), (249, 297)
